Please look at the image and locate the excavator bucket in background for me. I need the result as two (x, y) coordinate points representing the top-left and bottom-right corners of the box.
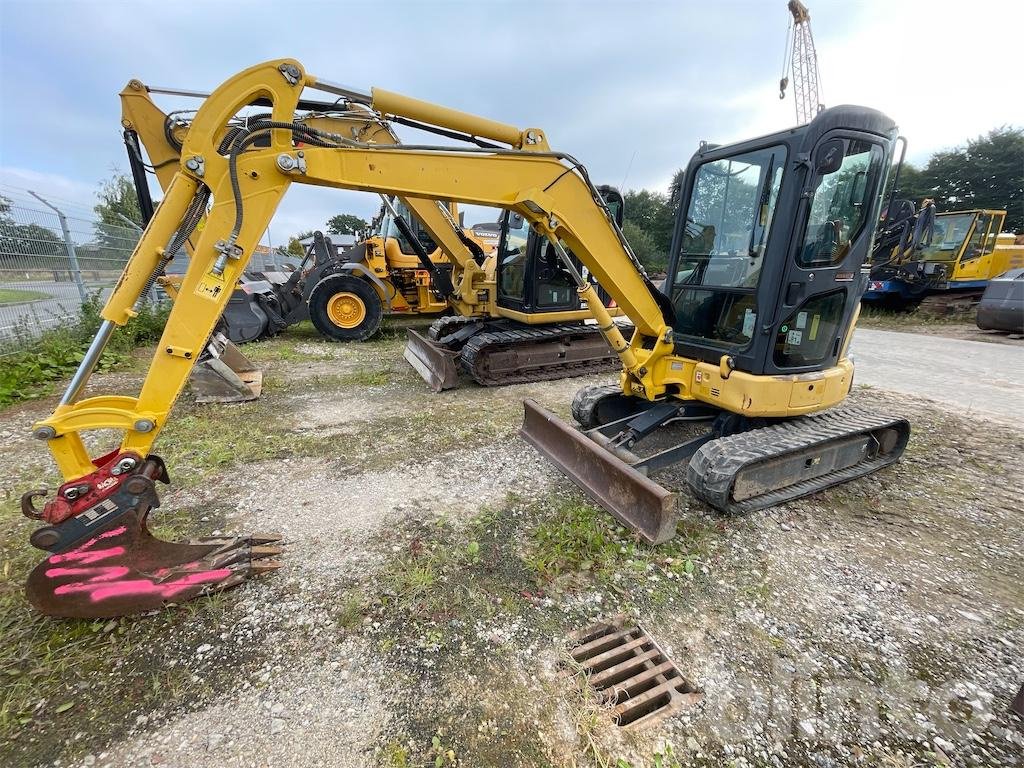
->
(520, 399), (678, 544)
(188, 332), (263, 404)
(404, 328), (459, 392)
(22, 454), (281, 618)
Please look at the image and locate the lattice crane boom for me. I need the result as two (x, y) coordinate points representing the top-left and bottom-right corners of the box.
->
(779, 0), (822, 124)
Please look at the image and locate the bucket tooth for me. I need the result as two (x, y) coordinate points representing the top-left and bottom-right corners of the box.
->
(520, 399), (677, 544)
(190, 333), (263, 404)
(404, 328), (459, 392)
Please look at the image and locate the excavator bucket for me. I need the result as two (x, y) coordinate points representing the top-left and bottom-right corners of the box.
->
(189, 332), (263, 404)
(520, 399), (677, 544)
(404, 328), (459, 392)
(22, 455), (281, 618)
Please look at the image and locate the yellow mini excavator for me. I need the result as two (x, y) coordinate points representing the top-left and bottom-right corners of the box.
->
(121, 82), (624, 391)
(22, 59), (909, 618)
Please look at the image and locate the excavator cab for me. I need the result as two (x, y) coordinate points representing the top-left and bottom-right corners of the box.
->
(666, 111), (890, 377)
(497, 185), (624, 315)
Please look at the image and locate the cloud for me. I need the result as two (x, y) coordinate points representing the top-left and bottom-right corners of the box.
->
(2, 0), (1020, 243)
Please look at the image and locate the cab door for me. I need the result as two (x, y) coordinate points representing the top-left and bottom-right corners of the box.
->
(764, 133), (888, 375)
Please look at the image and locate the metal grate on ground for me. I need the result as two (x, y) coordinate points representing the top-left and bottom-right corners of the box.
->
(568, 617), (702, 731)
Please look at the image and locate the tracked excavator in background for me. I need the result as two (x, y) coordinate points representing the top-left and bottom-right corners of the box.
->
(122, 82), (623, 391)
(21, 59), (910, 619)
(864, 203), (1024, 311)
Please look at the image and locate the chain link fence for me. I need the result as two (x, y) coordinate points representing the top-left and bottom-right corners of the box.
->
(0, 194), (139, 350)
(0, 191), (296, 352)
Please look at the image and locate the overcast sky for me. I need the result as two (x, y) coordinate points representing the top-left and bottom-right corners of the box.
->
(1, 0), (1020, 244)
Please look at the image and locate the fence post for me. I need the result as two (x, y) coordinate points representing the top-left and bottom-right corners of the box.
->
(28, 191), (88, 304)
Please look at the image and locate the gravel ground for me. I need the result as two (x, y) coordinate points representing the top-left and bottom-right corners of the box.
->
(2, 327), (1022, 768)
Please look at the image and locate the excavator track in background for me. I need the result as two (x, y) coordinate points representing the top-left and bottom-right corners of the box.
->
(915, 291), (983, 315)
(410, 318), (626, 389)
(461, 323), (621, 386)
(687, 409), (910, 515)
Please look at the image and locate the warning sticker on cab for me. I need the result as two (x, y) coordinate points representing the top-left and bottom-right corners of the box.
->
(787, 329), (803, 345)
(195, 272), (226, 301)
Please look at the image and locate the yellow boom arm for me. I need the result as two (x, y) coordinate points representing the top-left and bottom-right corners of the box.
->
(119, 79), (493, 314)
(35, 59), (668, 481)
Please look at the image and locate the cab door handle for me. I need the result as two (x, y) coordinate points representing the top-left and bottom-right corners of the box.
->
(784, 281), (803, 306)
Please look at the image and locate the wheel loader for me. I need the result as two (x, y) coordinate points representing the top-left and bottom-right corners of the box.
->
(21, 59), (909, 620)
(121, 80), (624, 391)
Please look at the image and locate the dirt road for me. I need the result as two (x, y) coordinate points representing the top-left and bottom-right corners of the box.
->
(852, 328), (1023, 424)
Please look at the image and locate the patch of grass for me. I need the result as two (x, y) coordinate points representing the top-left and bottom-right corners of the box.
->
(379, 741), (411, 767)
(0, 294), (168, 408)
(335, 592), (368, 632)
(0, 288), (48, 305)
(858, 305), (973, 328)
(525, 498), (711, 592)
(156, 397), (329, 476)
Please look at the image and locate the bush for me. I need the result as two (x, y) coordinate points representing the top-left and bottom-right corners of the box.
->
(0, 294), (169, 407)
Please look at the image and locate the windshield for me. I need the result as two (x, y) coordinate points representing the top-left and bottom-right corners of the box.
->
(917, 212), (977, 262)
(381, 198), (438, 254)
(498, 212), (531, 301)
(675, 145), (787, 290)
(669, 144), (787, 351)
(798, 139), (883, 266)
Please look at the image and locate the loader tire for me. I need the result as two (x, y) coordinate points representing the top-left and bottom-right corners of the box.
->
(308, 274), (383, 342)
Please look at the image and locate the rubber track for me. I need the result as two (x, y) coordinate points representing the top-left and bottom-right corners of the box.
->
(687, 408), (910, 515)
(461, 323), (619, 386)
(571, 384), (623, 428)
(426, 315), (478, 344)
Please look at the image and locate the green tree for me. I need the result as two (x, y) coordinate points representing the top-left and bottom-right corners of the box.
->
(0, 195), (65, 269)
(622, 220), (666, 272)
(327, 213), (368, 235)
(93, 172), (143, 254)
(921, 126), (1023, 232)
(286, 237), (306, 258)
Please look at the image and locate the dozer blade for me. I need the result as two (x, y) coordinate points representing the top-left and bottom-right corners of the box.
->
(520, 399), (677, 544)
(189, 332), (263, 404)
(404, 328), (459, 392)
(24, 465), (281, 618)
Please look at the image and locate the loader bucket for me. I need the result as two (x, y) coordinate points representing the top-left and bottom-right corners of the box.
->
(189, 333), (263, 404)
(404, 328), (459, 392)
(24, 459), (281, 618)
(520, 399), (677, 544)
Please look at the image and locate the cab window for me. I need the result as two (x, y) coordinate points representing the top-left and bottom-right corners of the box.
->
(671, 144), (787, 349)
(773, 290), (846, 367)
(962, 212), (997, 261)
(385, 199), (438, 254)
(498, 211), (530, 302)
(799, 139), (883, 266)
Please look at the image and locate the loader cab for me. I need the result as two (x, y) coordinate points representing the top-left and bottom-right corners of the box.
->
(495, 185), (624, 315)
(665, 105), (898, 376)
(378, 198), (440, 256)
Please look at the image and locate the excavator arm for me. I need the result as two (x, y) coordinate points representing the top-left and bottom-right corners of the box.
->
(119, 78), (493, 314)
(22, 59), (669, 617)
